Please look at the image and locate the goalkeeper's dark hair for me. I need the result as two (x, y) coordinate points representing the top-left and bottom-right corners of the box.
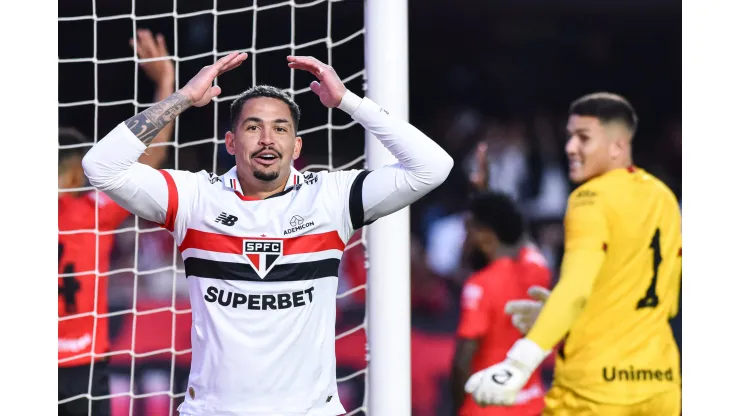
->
(59, 127), (89, 170)
(469, 191), (525, 245)
(569, 92), (638, 134)
(230, 85), (301, 131)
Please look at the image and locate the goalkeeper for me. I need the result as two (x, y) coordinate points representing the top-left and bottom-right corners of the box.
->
(464, 93), (682, 415)
(82, 52), (453, 415)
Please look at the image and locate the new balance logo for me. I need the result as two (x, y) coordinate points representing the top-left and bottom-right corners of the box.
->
(215, 212), (239, 226)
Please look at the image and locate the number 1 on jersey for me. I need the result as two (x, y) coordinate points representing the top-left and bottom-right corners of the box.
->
(636, 228), (661, 309)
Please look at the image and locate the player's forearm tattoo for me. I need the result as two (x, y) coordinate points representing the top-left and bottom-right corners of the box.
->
(125, 92), (192, 144)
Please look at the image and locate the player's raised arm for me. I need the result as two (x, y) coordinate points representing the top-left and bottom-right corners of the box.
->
(131, 29), (176, 169)
(82, 52), (249, 223)
(524, 189), (608, 350)
(287, 56), (454, 224)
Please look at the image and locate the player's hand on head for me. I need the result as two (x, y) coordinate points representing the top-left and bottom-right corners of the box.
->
(130, 29), (174, 87)
(179, 52), (249, 107)
(287, 56), (347, 108)
(504, 286), (550, 335)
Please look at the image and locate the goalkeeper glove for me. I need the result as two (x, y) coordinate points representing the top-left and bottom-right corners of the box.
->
(504, 286), (550, 335)
(464, 338), (549, 406)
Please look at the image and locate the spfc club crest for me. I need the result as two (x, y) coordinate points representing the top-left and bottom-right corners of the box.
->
(243, 240), (283, 279)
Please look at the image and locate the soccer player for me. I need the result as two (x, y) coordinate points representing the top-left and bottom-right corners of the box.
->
(58, 29), (175, 416)
(464, 93), (682, 415)
(81, 52), (454, 415)
(452, 191), (551, 416)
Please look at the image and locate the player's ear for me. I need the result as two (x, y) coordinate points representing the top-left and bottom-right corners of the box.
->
(608, 135), (628, 160)
(608, 123), (632, 159)
(225, 131), (237, 156)
(292, 136), (302, 161)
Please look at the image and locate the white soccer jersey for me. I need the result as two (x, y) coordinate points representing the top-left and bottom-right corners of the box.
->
(163, 165), (367, 415)
(82, 90), (454, 416)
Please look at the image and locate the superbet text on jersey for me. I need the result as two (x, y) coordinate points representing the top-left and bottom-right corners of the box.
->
(163, 165), (369, 415)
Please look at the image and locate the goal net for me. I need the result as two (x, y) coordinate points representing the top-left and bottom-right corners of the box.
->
(58, 0), (371, 414)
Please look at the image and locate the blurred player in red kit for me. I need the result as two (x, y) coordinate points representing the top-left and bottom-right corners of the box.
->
(451, 191), (551, 416)
(58, 30), (174, 416)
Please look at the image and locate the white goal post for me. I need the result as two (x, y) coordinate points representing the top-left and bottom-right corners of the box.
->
(364, 0), (411, 415)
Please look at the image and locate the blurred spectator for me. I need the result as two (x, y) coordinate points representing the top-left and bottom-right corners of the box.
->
(466, 120), (530, 202)
(58, 29), (175, 416)
(451, 192), (551, 415)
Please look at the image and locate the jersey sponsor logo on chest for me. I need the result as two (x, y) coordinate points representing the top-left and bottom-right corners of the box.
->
(283, 215), (315, 236)
(204, 285), (314, 310)
(244, 240), (283, 279)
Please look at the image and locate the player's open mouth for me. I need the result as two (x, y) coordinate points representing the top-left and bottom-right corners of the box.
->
(569, 161), (582, 170)
(254, 152), (280, 166)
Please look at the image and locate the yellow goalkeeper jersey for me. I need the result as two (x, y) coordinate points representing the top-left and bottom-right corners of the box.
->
(541, 166), (682, 404)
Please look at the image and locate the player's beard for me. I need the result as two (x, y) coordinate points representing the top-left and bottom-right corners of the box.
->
(253, 167), (280, 182)
(252, 148), (283, 182)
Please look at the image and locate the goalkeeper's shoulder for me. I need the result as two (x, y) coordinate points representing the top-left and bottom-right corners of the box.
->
(640, 169), (681, 209)
(563, 180), (613, 236)
(567, 167), (638, 209)
(566, 182), (606, 213)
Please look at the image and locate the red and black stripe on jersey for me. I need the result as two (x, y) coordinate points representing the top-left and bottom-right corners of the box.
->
(161, 168), (372, 282)
(179, 229), (345, 282)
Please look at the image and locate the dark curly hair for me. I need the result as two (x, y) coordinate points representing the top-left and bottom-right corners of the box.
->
(469, 191), (525, 245)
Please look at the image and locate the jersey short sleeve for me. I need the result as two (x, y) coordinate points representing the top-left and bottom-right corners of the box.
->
(456, 277), (493, 339)
(158, 169), (201, 245)
(321, 169), (371, 243)
(564, 187), (610, 253)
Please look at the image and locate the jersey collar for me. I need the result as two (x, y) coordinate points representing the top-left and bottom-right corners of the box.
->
(222, 165), (304, 197)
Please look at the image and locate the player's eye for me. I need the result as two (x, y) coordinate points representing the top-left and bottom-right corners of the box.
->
(246, 125), (259, 131)
(275, 126), (287, 132)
